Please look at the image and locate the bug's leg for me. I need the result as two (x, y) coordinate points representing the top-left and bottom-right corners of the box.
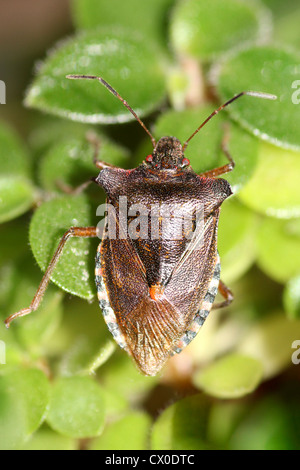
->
(5, 226), (98, 328)
(56, 179), (93, 195)
(199, 126), (235, 178)
(86, 131), (118, 171)
(55, 132), (116, 194)
(212, 279), (234, 309)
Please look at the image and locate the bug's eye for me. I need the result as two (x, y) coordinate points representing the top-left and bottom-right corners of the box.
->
(181, 158), (190, 167)
(146, 154), (153, 163)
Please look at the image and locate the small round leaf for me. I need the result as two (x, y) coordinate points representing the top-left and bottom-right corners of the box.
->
(47, 376), (105, 438)
(193, 353), (263, 399)
(29, 194), (99, 299)
(151, 394), (210, 450)
(0, 123), (35, 223)
(21, 429), (77, 450)
(218, 199), (258, 284)
(89, 412), (151, 450)
(238, 142), (300, 218)
(0, 368), (49, 449)
(256, 217), (300, 283)
(72, 0), (174, 49)
(38, 134), (129, 193)
(25, 28), (166, 124)
(170, 0), (271, 60)
(216, 46), (300, 150)
(237, 312), (300, 379)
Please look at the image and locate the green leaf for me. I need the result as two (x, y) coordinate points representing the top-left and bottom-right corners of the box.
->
(0, 218), (29, 265)
(56, 295), (109, 351)
(154, 106), (259, 190)
(218, 199), (258, 284)
(237, 312), (300, 379)
(59, 337), (116, 377)
(0, 374), (25, 449)
(89, 411), (151, 450)
(72, 0), (174, 49)
(0, 368), (49, 449)
(7, 368), (50, 434)
(221, 123), (259, 193)
(21, 427), (77, 450)
(0, 177), (35, 224)
(28, 117), (89, 156)
(100, 351), (158, 401)
(101, 386), (128, 420)
(38, 133), (129, 193)
(0, 122), (35, 223)
(29, 194), (98, 299)
(151, 405), (174, 450)
(25, 28), (166, 124)
(256, 217), (300, 283)
(229, 397), (299, 450)
(216, 45), (300, 151)
(0, 220), (30, 311)
(151, 394), (211, 450)
(207, 401), (247, 447)
(283, 275), (300, 319)
(7, 254), (63, 351)
(47, 376), (105, 438)
(269, 1), (300, 49)
(193, 353), (263, 399)
(238, 142), (300, 218)
(169, 0), (271, 60)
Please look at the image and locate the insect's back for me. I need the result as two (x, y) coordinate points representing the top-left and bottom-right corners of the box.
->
(96, 164), (232, 375)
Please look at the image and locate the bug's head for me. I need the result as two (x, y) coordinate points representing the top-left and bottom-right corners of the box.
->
(145, 137), (190, 170)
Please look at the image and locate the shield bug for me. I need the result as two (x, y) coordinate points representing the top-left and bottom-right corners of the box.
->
(5, 75), (276, 376)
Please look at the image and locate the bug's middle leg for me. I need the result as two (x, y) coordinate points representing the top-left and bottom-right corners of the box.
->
(5, 226), (98, 328)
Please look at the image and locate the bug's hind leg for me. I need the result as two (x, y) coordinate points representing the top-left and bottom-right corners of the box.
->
(212, 279), (234, 309)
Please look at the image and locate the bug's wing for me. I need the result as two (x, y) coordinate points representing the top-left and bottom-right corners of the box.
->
(122, 294), (186, 375)
(101, 207), (220, 375)
(164, 209), (220, 320)
(100, 208), (186, 375)
(100, 210), (148, 317)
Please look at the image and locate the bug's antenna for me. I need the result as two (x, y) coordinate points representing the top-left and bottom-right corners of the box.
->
(182, 91), (277, 152)
(66, 74), (157, 148)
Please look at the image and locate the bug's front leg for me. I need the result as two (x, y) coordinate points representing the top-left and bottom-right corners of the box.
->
(212, 279), (234, 309)
(5, 226), (98, 328)
(199, 126), (235, 178)
(86, 131), (118, 171)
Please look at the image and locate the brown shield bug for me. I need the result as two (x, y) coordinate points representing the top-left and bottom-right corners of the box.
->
(5, 75), (276, 376)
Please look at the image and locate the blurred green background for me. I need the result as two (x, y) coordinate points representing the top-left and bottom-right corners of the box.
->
(0, 0), (300, 450)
